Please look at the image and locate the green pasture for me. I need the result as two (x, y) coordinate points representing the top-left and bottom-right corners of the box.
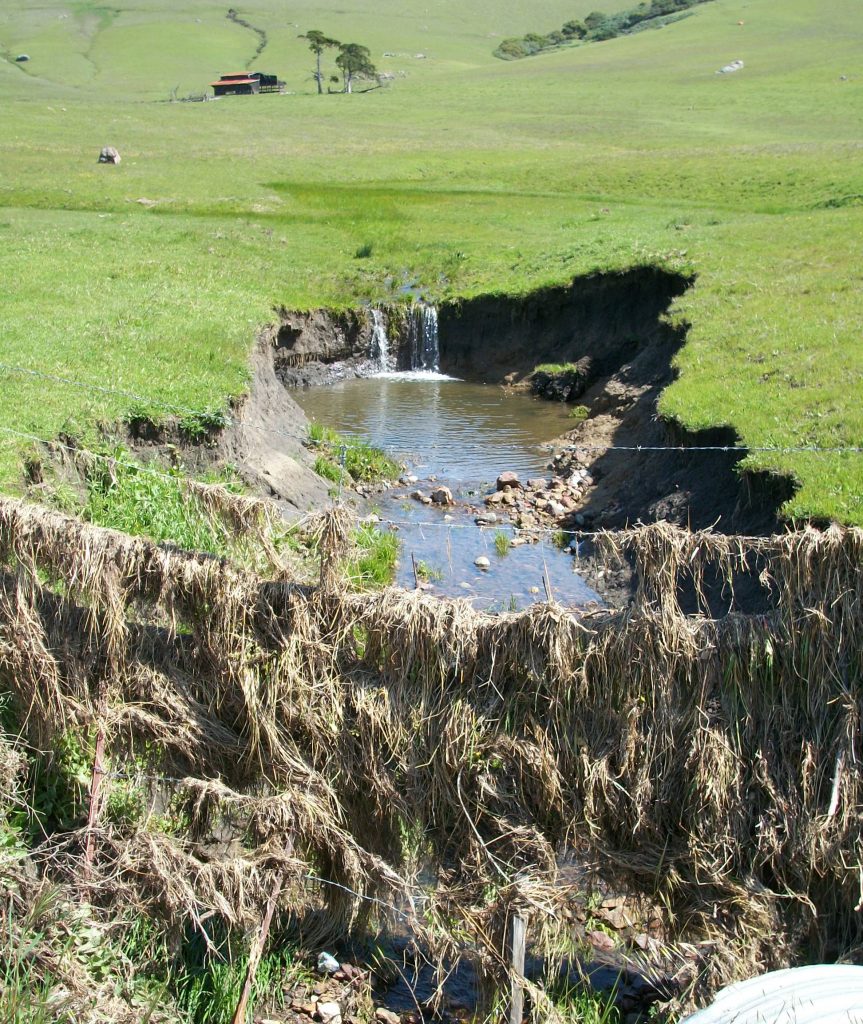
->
(1, 0), (862, 522)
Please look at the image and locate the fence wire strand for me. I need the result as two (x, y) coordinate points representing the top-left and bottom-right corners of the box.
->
(3, 359), (863, 456)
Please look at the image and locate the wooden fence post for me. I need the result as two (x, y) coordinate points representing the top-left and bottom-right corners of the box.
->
(84, 727), (106, 877)
(509, 912), (527, 1024)
(231, 871), (284, 1024)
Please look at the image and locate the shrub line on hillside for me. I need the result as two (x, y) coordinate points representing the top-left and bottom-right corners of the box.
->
(493, 0), (714, 60)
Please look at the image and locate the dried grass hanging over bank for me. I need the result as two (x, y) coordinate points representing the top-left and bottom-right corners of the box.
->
(0, 497), (861, 1012)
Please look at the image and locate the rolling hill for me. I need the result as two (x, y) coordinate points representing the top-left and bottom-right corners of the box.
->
(1, 0), (861, 521)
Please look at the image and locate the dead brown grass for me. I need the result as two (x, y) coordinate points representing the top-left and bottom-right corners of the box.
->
(1, 502), (861, 1014)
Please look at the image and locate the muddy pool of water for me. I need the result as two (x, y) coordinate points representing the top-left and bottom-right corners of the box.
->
(295, 376), (600, 610)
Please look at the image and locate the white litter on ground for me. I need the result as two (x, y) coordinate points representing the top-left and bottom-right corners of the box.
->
(681, 965), (863, 1024)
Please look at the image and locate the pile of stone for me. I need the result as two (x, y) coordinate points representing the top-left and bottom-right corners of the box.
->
(275, 954), (468, 1024)
(409, 484), (453, 506)
(279, 956), (371, 1024)
(482, 469), (595, 530)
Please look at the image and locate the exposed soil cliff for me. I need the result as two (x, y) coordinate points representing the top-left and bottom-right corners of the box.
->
(437, 267), (690, 381)
(273, 306), (380, 385)
(219, 331), (329, 509)
(256, 269), (795, 532)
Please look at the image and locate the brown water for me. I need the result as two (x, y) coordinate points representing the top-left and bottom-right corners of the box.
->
(295, 376), (599, 610)
(296, 376), (574, 484)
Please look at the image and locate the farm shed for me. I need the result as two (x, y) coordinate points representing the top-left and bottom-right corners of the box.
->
(210, 72), (284, 96)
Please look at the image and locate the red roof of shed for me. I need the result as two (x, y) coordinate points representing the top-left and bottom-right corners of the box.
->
(210, 77), (257, 86)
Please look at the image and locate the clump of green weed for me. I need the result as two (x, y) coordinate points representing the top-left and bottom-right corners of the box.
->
(29, 730), (93, 835)
(125, 402), (167, 437)
(120, 915), (302, 1024)
(125, 403), (231, 444)
(543, 975), (623, 1024)
(307, 422), (399, 483)
(80, 449), (230, 555)
(346, 440), (400, 481)
(494, 531), (511, 556)
(346, 523), (399, 588)
(533, 362), (580, 375)
(415, 559), (443, 581)
(314, 455), (344, 485)
(178, 407), (231, 442)
(308, 421), (337, 445)
(568, 404), (589, 421)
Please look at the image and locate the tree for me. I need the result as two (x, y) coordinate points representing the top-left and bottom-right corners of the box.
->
(561, 19), (586, 38)
(299, 29), (340, 94)
(335, 43), (377, 93)
(584, 11), (609, 30)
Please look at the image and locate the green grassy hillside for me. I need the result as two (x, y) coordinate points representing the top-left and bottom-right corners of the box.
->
(1, 0), (861, 521)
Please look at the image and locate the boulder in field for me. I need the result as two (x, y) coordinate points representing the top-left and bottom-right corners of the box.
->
(98, 145), (121, 164)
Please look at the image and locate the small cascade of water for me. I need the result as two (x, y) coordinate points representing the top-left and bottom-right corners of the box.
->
(408, 304), (440, 372)
(370, 309), (390, 372)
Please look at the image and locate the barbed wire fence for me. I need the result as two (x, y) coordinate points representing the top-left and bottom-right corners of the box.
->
(3, 357), (863, 1019)
(3, 359), (863, 456)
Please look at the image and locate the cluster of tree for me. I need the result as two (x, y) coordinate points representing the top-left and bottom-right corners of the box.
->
(299, 30), (377, 93)
(493, 0), (713, 60)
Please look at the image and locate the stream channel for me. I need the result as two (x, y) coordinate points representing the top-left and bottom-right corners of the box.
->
(295, 371), (600, 610)
(290, 314), (654, 1015)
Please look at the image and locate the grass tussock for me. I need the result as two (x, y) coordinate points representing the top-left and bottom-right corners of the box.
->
(532, 363), (582, 376)
(1, 502), (862, 1015)
(307, 422), (400, 484)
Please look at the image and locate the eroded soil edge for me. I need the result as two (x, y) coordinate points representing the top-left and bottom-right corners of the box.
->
(272, 268), (794, 535)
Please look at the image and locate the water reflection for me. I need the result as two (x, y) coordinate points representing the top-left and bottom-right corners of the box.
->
(298, 377), (573, 479)
(295, 377), (599, 610)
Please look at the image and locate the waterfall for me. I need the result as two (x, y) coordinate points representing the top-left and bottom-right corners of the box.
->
(408, 304), (440, 372)
(370, 308), (390, 372)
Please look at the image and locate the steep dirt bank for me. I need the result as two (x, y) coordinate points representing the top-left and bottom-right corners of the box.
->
(218, 331), (329, 509)
(543, 326), (794, 536)
(269, 270), (794, 535)
(439, 271), (792, 534)
(121, 331), (328, 511)
(272, 269), (692, 386)
(273, 306), (381, 385)
(437, 267), (690, 381)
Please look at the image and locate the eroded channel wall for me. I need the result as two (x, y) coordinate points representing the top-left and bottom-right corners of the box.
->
(272, 268), (690, 384)
(269, 269), (792, 533)
(437, 267), (691, 381)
